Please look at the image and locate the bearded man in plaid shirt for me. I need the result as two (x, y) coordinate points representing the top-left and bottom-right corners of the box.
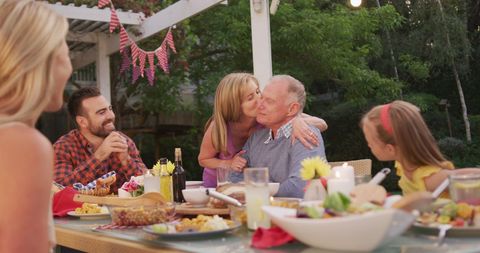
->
(53, 87), (147, 191)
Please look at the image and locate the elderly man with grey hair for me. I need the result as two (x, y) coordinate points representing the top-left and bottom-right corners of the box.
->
(231, 75), (326, 198)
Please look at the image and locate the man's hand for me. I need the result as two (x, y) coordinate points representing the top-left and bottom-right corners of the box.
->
(229, 150), (247, 172)
(94, 132), (128, 161)
(117, 147), (131, 166)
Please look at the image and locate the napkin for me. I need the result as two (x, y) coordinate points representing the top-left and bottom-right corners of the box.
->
(251, 226), (295, 249)
(73, 171), (116, 191)
(52, 187), (82, 217)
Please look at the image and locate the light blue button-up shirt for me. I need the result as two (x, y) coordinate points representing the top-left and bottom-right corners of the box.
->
(231, 120), (326, 198)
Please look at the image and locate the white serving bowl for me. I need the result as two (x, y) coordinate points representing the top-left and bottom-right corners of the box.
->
(268, 182), (280, 196)
(186, 181), (204, 189)
(263, 206), (415, 252)
(182, 188), (210, 207)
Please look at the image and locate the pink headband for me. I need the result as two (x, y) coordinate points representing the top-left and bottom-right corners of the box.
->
(380, 104), (393, 135)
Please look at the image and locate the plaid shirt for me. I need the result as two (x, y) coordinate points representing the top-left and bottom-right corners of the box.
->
(53, 129), (146, 191)
(264, 119), (293, 144)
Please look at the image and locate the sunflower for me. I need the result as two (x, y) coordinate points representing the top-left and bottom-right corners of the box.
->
(300, 156), (331, 180)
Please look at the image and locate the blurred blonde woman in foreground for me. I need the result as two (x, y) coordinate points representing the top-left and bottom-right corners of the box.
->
(0, 0), (71, 252)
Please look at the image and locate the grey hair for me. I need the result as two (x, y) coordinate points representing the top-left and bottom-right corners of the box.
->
(270, 75), (306, 113)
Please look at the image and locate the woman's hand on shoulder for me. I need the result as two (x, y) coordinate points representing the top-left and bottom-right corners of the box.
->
(291, 116), (318, 149)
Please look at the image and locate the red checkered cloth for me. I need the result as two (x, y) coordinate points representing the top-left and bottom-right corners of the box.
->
(53, 129), (146, 192)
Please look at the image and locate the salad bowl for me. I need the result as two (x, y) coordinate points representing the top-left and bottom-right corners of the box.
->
(263, 205), (415, 252)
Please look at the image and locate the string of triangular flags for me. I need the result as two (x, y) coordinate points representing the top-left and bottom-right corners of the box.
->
(98, 0), (177, 85)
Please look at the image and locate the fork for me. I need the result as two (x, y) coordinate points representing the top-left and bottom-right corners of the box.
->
(436, 224), (452, 246)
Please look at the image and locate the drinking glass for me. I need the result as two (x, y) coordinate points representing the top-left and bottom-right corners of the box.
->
(144, 174), (161, 193)
(216, 167), (231, 187)
(244, 167), (270, 230)
(449, 172), (480, 205)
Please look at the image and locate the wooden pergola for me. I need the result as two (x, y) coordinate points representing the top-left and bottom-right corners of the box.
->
(48, 0), (274, 102)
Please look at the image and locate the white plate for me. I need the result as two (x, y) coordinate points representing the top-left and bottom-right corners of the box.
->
(67, 206), (110, 219)
(143, 223), (241, 239)
(413, 222), (480, 237)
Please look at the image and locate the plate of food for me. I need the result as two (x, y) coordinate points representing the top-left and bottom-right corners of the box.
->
(413, 199), (480, 237)
(67, 203), (110, 219)
(143, 215), (241, 239)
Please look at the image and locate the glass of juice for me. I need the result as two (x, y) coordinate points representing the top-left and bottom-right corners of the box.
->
(244, 167), (270, 230)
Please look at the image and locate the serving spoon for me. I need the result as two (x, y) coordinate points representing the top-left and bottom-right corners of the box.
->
(205, 189), (243, 207)
(74, 192), (167, 207)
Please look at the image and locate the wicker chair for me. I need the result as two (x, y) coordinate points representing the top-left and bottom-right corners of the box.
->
(328, 159), (372, 176)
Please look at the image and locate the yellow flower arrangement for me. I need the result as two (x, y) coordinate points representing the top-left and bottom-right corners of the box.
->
(152, 161), (161, 176)
(166, 160), (175, 174)
(300, 156), (331, 180)
(152, 160), (176, 175)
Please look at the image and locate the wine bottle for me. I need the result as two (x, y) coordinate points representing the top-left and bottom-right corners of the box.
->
(172, 148), (186, 203)
(159, 158), (173, 201)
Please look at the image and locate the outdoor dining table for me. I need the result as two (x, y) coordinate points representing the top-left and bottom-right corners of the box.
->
(55, 216), (480, 253)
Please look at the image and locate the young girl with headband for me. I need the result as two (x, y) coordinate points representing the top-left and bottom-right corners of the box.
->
(361, 100), (454, 196)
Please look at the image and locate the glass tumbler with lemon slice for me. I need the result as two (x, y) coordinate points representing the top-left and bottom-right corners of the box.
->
(449, 172), (480, 205)
(244, 167), (270, 230)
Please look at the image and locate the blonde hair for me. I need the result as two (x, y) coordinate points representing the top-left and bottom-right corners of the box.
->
(207, 73), (259, 155)
(0, 0), (69, 125)
(361, 100), (450, 170)
(270, 75), (306, 113)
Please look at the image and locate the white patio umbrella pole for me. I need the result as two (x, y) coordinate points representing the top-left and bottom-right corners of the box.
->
(250, 0), (273, 90)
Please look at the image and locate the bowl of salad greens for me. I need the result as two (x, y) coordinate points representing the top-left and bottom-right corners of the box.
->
(263, 193), (415, 252)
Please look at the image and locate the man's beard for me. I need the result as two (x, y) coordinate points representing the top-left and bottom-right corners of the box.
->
(89, 119), (115, 138)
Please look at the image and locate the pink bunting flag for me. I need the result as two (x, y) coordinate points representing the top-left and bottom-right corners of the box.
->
(119, 27), (129, 53)
(148, 52), (155, 79)
(98, 0), (110, 8)
(165, 29), (177, 53)
(109, 8), (120, 33)
(156, 42), (169, 73)
(139, 50), (146, 77)
(145, 68), (154, 86)
(132, 66), (141, 84)
(131, 43), (139, 67)
(120, 48), (131, 74)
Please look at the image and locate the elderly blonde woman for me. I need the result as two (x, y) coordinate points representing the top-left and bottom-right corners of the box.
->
(198, 73), (327, 187)
(0, 0), (71, 252)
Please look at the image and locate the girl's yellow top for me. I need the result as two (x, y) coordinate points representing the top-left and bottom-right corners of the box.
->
(395, 161), (454, 198)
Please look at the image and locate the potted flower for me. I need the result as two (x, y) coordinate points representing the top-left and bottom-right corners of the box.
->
(118, 176), (144, 197)
(300, 156), (331, 201)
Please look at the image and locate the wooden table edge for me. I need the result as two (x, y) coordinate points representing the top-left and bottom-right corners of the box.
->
(55, 226), (184, 253)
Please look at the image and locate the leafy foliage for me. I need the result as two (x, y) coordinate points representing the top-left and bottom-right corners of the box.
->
(58, 0), (480, 185)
